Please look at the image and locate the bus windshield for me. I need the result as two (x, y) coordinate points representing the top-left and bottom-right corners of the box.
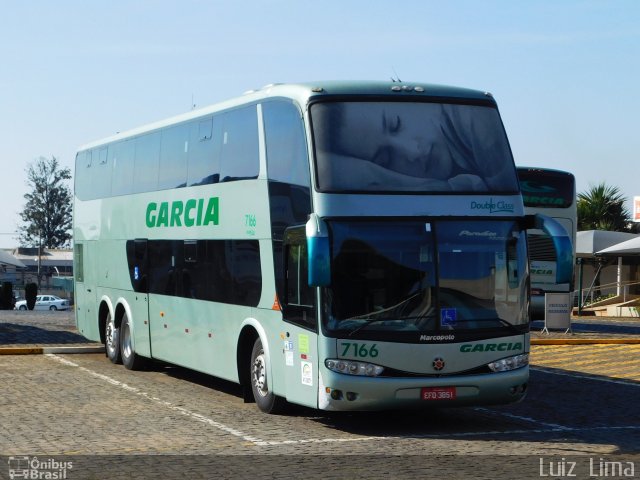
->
(324, 220), (529, 336)
(518, 168), (575, 208)
(311, 101), (519, 193)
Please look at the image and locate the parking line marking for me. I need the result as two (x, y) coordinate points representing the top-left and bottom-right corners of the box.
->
(46, 354), (265, 445)
(473, 407), (571, 431)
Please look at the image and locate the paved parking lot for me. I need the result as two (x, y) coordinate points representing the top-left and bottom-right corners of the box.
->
(1, 310), (638, 479)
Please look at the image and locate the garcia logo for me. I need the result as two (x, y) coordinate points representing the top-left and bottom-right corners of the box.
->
(146, 197), (219, 228)
(460, 342), (523, 353)
(470, 198), (514, 214)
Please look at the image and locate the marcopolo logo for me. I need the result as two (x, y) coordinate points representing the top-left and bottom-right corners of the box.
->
(460, 342), (523, 353)
(146, 197), (219, 228)
(470, 198), (514, 214)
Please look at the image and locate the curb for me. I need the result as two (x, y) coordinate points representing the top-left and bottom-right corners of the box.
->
(531, 338), (640, 345)
(0, 345), (105, 355)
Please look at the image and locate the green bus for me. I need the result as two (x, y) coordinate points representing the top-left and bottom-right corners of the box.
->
(517, 167), (577, 318)
(73, 81), (572, 413)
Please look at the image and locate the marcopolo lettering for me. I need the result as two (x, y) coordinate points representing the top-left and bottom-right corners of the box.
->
(460, 342), (523, 353)
(146, 197), (219, 228)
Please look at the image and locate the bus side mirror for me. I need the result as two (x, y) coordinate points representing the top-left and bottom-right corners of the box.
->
(531, 214), (573, 284)
(306, 214), (331, 287)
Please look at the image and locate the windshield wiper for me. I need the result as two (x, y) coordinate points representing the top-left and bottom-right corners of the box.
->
(347, 318), (393, 337)
(493, 318), (527, 334)
(340, 291), (424, 336)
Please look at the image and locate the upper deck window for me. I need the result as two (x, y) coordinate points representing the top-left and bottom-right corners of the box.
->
(311, 101), (518, 193)
(517, 168), (575, 208)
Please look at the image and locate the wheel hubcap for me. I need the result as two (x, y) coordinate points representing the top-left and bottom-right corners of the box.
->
(106, 320), (115, 350)
(122, 324), (131, 358)
(252, 352), (268, 397)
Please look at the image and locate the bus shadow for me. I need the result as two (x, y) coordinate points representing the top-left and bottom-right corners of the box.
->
(148, 359), (245, 399)
(308, 367), (640, 453)
(0, 323), (97, 345)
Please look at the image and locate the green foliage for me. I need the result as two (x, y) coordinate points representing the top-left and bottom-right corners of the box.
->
(25, 282), (38, 310)
(577, 182), (633, 232)
(582, 293), (615, 307)
(0, 282), (14, 310)
(19, 156), (73, 248)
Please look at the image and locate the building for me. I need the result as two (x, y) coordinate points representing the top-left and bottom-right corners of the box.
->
(1, 247), (73, 300)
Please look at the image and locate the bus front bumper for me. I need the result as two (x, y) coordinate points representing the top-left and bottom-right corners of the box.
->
(318, 366), (529, 411)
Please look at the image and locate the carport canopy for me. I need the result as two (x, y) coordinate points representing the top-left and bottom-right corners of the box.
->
(0, 250), (26, 268)
(596, 235), (640, 256)
(575, 230), (638, 258)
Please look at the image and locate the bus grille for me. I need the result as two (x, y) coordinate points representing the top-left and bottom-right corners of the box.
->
(527, 234), (557, 262)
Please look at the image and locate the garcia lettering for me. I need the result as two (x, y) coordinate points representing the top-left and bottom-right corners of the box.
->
(146, 197), (219, 228)
(460, 342), (523, 353)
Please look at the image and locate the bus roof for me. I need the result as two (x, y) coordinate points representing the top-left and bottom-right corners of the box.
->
(78, 81), (496, 151)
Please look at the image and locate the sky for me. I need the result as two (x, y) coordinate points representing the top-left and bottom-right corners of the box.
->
(1, 0), (639, 248)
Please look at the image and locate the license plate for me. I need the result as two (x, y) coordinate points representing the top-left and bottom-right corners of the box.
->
(421, 386), (456, 401)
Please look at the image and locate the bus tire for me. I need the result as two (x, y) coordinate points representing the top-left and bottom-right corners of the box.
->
(105, 312), (121, 364)
(120, 312), (145, 370)
(250, 337), (286, 414)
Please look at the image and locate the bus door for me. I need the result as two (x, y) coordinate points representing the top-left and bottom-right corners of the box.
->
(281, 230), (319, 409)
(75, 241), (99, 341)
(128, 239), (151, 357)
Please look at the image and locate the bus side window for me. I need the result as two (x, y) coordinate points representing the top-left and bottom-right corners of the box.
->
(283, 236), (316, 330)
(158, 123), (189, 189)
(92, 147), (112, 198)
(110, 139), (135, 196)
(74, 151), (91, 201)
(188, 116), (221, 186)
(133, 132), (161, 193)
(263, 100), (310, 188)
(263, 100), (312, 308)
(219, 105), (260, 182)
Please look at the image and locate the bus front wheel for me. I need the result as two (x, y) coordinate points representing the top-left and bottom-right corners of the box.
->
(105, 312), (121, 364)
(250, 337), (286, 414)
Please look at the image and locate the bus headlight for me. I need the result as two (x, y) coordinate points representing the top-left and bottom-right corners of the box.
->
(325, 359), (384, 377)
(488, 353), (529, 372)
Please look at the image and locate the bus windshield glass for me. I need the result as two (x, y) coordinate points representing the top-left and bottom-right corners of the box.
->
(324, 220), (529, 336)
(311, 101), (519, 193)
(517, 168), (575, 208)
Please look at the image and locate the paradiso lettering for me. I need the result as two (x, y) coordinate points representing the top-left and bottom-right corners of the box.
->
(146, 197), (219, 228)
(460, 342), (523, 353)
(470, 198), (514, 214)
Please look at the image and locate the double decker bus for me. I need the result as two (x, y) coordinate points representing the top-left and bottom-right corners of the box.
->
(73, 81), (572, 413)
(516, 167), (577, 317)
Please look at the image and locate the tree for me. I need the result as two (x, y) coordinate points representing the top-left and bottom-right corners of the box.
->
(577, 182), (634, 232)
(19, 156), (73, 248)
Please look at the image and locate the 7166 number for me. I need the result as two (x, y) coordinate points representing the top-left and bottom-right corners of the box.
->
(340, 342), (378, 358)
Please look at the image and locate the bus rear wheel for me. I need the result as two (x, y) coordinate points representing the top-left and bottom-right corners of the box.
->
(105, 312), (121, 364)
(120, 313), (146, 370)
(250, 337), (286, 414)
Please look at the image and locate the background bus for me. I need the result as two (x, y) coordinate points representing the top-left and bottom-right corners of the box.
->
(517, 167), (577, 318)
(74, 82), (572, 413)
